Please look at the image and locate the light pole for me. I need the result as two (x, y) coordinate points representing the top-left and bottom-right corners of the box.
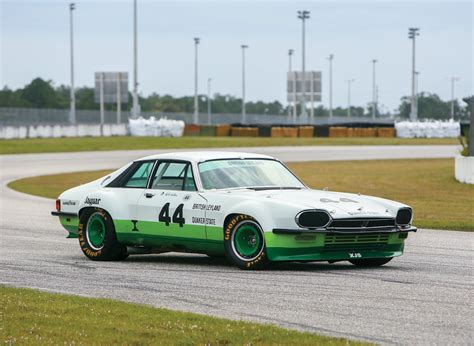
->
(241, 44), (248, 124)
(327, 54), (334, 117)
(347, 79), (355, 117)
(288, 49), (294, 119)
(131, 0), (140, 118)
(415, 71), (419, 114)
(298, 10), (310, 119)
(408, 27), (420, 121)
(69, 3), (76, 124)
(207, 78), (212, 125)
(450, 77), (460, 119)
(193, 37), (200, 124)
(371, 59), (377, 119)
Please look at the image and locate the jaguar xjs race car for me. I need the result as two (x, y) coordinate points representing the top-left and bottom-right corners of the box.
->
(52, 151), (416, 269)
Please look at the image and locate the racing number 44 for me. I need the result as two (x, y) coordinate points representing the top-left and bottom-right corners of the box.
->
(159, 203), (185, 227)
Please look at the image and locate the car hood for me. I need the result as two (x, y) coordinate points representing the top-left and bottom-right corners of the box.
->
(223, 188), (397, 219)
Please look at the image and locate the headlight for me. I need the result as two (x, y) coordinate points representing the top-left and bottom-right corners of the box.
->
(296, 210), (331, 228)
(396, 208), (412, 226)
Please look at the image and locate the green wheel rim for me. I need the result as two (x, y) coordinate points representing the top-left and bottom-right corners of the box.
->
(233, 223), (263, 259)
(86, 213), (106, 250)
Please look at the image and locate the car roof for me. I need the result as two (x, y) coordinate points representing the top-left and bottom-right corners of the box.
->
(137, 151), (276, 163)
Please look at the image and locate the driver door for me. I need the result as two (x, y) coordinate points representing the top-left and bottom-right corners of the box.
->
(135, 160), (207, 244)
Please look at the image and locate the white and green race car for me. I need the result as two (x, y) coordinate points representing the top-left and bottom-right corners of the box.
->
(52, 151), (416, 269)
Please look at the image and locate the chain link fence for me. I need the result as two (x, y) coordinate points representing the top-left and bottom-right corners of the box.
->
(0, 107), (395, 126)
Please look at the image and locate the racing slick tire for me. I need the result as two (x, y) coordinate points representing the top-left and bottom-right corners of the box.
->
(78, 208), (128, 261)
(349, 258), (392, 267)
(224, 214), (268, 270)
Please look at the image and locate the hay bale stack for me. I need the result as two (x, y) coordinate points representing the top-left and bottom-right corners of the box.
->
(231, 127), (259, 137)
(184, 124), (201, 136)
(215, 124), (231, 136)
(377, 127), (396, 138)
(271, 127), (283, 137)
(298, 126), (314, 137)
(200, 125), (216, 136)
(329, 127), (348, 137)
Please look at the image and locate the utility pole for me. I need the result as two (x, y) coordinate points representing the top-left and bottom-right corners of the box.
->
(288, 49), (294, 119)
(131, 0), (140, 118)
(408, 27), (420, 121)
(207, 77), (212, 125)
(193, 37), (200, 124)
(297, 10), (310, 119)
(241, 44), (248, 124)
(371, 59), (377, 119)
(347, 79), (355, 117)
(328, 54), (334, 118)
(69, 3), (76, 124)
(450, 77), (459, 119)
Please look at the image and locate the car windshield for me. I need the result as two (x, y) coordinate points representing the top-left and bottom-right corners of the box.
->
(198, 159), (306, 190)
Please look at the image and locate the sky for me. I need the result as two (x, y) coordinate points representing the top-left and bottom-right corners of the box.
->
(1, 0), (473, 112)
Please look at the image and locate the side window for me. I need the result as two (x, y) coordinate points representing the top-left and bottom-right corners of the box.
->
(151, 162), (196, 191)
(184, 165), (197, 191)
(123, 161), (154, 188)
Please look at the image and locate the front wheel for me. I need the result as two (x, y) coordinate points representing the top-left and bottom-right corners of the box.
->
(349, 258), (392, 267)
(78, 208), (128, 261)
(224, 215), (268, 270)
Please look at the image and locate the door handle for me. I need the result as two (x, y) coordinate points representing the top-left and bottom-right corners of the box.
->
(145, 192), (155, 198)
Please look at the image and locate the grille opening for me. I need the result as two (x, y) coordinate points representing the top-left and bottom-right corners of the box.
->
(396, 208), (412, 225)
(324, 233), (390, 250)
(297, 211), (331, 228)
(329, 218), (395, 229)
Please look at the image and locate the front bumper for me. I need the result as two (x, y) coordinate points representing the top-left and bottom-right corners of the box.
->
(272, 226), (417, 235)
(265, 230), (411, 262)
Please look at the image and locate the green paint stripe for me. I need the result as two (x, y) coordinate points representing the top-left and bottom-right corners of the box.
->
(114, 219), (223, 242)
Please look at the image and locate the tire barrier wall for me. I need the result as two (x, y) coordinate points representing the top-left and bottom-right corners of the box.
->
(128, 117), (185, 137)
(395, 120), (460, 138)
(0, 124), (128, 139)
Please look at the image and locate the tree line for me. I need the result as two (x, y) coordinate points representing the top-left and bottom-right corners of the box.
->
(0, 77), (470, 120)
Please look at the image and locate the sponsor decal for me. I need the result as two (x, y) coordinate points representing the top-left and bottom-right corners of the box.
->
(321, 198), (359, 203)
(340, 198), (358, 203)
(348, 210), (380, 216)
(85, 197), (101, 205)
(160, 192), (177, 197)
(192, 203), (221, 212)
(192, 217), (216, 225)
(62, 200), (77, 206)
(183, 194), (191, 201)
(131, 220), (139, 232)
(320, 198), (339, 203)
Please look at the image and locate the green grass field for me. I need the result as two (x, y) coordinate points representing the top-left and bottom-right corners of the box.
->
(8, 158), (473, 231)
(0, 136), (459, 154)
(1, 286), (365, 345)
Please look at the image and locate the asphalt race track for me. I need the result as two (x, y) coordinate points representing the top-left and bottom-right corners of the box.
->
(1, 145), (472, 344)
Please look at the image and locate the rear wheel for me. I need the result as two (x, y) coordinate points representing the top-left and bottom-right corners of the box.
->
(78, 208), (128, 261)
(224, 215), (268, 270)
(349, 258), (392, 267)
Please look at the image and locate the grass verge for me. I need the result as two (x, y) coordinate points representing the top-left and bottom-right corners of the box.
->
(1, 286), (364, 345)
(0, 136), (459, 155)
(8, 158), (473, 231)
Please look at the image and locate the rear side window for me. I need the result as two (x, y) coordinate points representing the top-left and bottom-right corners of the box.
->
(123, 161), (154, 188)
(151, 161), (196, 191)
